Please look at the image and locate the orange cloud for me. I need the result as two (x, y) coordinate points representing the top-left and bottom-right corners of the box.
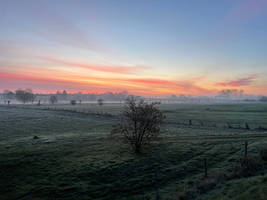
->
(0, 69), (213, 96)
(216, 74), (257, 87)
(128, 78), (174, 85)
(42, 57), (146, 75)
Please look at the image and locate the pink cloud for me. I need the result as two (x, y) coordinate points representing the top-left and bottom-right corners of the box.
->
(0, 70), (212, 96)
(216, 74), (257, 87)
(128, 78), (174, 85)
(43, 57), (146, 75)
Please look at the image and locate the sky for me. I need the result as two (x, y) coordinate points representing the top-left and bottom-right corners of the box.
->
(0, 0), (267, 96)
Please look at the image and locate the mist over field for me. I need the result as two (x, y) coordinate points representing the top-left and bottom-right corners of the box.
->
(1, 0), (267, 200)
(1, 89), (267, 200)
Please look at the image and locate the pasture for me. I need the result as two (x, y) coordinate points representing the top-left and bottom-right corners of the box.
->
(0, 103), (267, 200)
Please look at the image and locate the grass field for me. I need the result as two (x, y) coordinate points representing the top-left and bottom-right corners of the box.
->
(0, 103), (267, 200)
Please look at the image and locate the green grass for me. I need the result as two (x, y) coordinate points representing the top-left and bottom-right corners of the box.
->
(25, 102), (267, 129)
(160, 103), (267, 129)
(0, 103), (267, 200)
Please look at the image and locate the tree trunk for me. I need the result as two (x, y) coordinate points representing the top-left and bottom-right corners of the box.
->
(134, 144), (141, 153)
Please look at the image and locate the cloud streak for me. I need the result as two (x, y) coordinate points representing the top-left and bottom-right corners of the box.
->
(216, 74), (257, 87)
(43, 57), (146, 75)
(0, 70), (212, 96)
(10, 1), (101, 51)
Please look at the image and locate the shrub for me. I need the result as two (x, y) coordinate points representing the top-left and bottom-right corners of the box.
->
(70, 100), (76, 105)
(228, 158), (263, 179)
(197, 177), (218, 194)
(97, 98), (103, 106)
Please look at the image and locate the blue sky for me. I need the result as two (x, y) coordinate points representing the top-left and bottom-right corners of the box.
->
(1, 0), (267, 95)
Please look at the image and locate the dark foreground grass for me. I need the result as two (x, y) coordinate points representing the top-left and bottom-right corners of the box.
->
(0, 105), (267, 200)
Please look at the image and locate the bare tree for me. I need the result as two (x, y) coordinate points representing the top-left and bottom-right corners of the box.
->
(111, 97), (164, 153)
(15, 89), (35, 104)
(3, 90), (14, 104)
(3, 90), (14, 99)
(49, 95), (58, 104)
(62, 90), (68, 100)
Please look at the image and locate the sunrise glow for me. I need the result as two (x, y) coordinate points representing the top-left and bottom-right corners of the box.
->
(1, 0), (267, 96)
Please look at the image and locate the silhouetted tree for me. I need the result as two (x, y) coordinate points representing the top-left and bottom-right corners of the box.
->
(3, 90), (15, 101)
(97, 98), (103, 106)
(49, 95), (58, 104)
(62, 90), (68, 100)
(56, 90), (68, 100)
(259, 96), (267, 102)
(111, 97), (164, 153)
(15, 89), (35, 104)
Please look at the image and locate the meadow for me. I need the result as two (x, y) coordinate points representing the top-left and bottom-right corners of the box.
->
(0, 103), (267, 200)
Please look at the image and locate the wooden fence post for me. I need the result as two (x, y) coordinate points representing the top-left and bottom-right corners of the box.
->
(154, 170), (160, 200)
(204, 158), (208, 178)
(245, 122), (250, 130)
(189, 119), (192, 126)
(244, 141), (248, 159)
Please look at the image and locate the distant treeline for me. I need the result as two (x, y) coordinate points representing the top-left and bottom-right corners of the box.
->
(1, 89), (267, 104)
(0, 89), (132, 104)
(259, 96), (267, 102)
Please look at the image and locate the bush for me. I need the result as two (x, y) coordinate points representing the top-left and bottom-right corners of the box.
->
(97, 98), (103, 106)
(228, 158), (263, 178)
(70, 100), (76, 105)
(197, 177), (218, 194)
